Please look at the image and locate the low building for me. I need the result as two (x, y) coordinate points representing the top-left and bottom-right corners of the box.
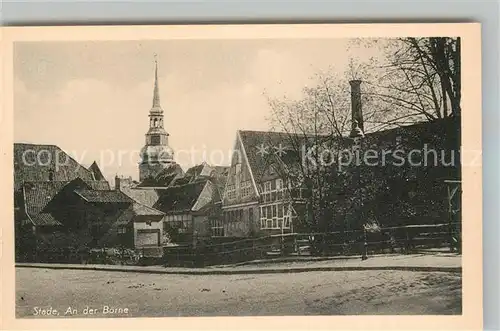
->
(115, 201), (165, 256)
(154, 179), (221, 246)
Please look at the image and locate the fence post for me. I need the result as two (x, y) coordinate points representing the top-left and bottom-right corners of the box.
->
(321, 234), (326, 256)
(405, 228), (410, 254)
(362, 228), (368, 260)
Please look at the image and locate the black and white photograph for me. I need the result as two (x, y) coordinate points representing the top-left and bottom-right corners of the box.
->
(2, 23), (482, 329)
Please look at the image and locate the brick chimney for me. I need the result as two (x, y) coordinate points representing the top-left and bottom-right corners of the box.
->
(349, 80), (364, 138)
(115, 175), (133, 190)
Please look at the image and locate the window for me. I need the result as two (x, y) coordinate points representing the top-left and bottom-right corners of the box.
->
(260, 203), (291, 230)
(241, 180), (253, 198)
(167, 214), (192, 233)
(146, 221), (152, 226)
(261, 178), (286, 203)
(226, 184), (236, 200)
(151, 135), (161, 145)
(117, 227), (127, 234)
(211, 219), (224, 237)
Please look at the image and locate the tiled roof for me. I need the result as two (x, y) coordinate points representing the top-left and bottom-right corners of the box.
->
(120, 187), (161, 208)
(170, 163), (229, 194)
(211, 168), (229, 197)
(86, 180), (111, 191)
(213, 166), (230, 177)
(74, 189), (134, 203)
(363, 116), (460, 143)
(115, 207), (135, 226)
(14, 143), (96, 191)
(184, 163), (205, 178)
(238, 118), (460, 184)
(238, 130), (321, 182)
(22, 181), (68, 226)
(169, 176), (191, 186)
(132, 201), (164, 216)
(20, 177), (113, 227)
(137, 163), (184, 188)
(89, 161), (106, 181)
(115, 201), (164, 225)
(153, 180), (208, 214)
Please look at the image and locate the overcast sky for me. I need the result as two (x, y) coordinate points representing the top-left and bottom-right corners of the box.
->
(14, 39), (378, 182)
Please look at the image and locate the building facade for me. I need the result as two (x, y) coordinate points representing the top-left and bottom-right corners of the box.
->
(221, 131), (310, 238)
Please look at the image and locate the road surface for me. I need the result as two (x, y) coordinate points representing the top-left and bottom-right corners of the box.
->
(16, 267), (461, 317)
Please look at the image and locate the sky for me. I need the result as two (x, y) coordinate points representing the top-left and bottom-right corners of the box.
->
(14, 38), (379, 183)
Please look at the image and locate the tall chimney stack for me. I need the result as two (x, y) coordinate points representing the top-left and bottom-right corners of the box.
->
(115, 175), (121, 191)
(349, 80), (364, 138)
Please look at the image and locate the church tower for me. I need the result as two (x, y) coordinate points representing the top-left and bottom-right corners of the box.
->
(139, 56), (175, 181)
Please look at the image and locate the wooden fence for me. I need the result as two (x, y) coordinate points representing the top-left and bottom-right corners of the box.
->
(163, 222), (461, 267)
(18, 222), (460, 267)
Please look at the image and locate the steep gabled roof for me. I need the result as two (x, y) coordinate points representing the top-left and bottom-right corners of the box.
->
(153, 180), (208, 214)
(213, 166), (230, 177)
(238, 130), (324, 183)
(14, 143), (97, 191)
(21, 177), (112, 227)
(22, 181), (68, 226)
(171, 163), (229, 194)
(89, 161), (106, 181)
(184, 163), (206, 178)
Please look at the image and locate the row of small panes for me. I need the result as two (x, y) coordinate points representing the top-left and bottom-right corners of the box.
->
(260, 217), (291, 229)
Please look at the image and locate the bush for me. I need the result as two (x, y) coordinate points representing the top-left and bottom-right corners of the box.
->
(87, 247), (141, 265)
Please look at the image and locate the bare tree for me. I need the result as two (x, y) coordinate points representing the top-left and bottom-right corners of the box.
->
(265, 36), (460, 237)
(349, 37), (461, 131)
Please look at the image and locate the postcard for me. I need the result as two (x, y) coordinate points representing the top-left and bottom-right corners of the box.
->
(0, 23), (482, 330)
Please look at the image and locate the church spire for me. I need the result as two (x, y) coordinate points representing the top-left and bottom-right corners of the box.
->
(151, 54), (163, 113)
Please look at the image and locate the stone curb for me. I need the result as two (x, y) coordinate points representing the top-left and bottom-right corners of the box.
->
(16, 264), (461, 275)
